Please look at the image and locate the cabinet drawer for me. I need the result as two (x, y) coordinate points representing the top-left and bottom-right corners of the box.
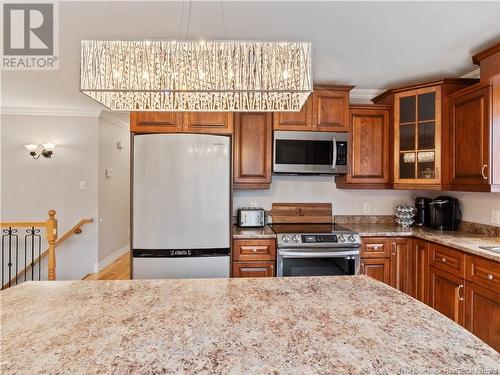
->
(361, 238), (390, 258)
(429, 243), (466, 277)
(232, 261), (275, 278)
(233, 239), (276, 261)
(466, 255), (500, 293)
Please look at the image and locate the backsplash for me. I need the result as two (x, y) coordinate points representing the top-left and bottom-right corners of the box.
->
(234, 176), (500, 228)
(233, 175), (414, 215)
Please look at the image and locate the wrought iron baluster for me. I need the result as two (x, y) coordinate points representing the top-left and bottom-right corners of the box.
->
(38, 230), (42, 281)
(2, 228), (18, 289)
(24, 227), (41, 283)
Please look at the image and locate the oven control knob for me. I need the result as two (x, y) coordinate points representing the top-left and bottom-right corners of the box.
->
(338, 235), (346, 242)
(282, 235), (290, 242)
(292, 235), (300, 242)
(348, 235), (356, 242)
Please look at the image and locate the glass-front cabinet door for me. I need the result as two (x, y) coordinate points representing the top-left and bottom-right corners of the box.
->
(394, 86), (441, 185)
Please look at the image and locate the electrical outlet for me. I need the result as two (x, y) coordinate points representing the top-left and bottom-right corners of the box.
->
(491, 210), (500, 225)
(363, 202), (371, 214)
(79, 181), (87, 191)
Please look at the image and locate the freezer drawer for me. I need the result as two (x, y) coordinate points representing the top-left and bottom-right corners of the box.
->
(132, 256), (230, 279)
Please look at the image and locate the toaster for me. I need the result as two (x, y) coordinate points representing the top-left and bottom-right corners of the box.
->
(237, 207), (265, 228)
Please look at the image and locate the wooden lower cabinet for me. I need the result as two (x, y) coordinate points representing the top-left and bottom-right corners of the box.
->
(232, 238), (276, 278)
(465, 281), (500, 351)
(360, 258), (390, 285)
(429, 266), (465, 326)
(413, 239), (429, 305)
(232, 261), (275, 278)
(389, 238), (413, 294)
(362, 236), (499, 349)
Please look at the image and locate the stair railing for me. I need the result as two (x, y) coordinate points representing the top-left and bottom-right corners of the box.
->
(0, 210), (93, 289)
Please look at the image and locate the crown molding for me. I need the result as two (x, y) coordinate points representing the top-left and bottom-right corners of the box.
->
(460, 68), (480, 79)
(99, 111), (130, 131)
(350, 88), (384, 104)
(0, 106), (101, 117)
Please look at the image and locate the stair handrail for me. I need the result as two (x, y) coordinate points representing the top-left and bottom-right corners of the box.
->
(1, 217), (93, 289)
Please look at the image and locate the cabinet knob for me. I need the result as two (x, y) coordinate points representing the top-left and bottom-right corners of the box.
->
(488, 274), (494, 280)
(374, 246), (379, 250)
(252, 248), (257, 252)
(441, 257), (447, 263)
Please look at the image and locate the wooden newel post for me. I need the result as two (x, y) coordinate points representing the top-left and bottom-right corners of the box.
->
(46, 210), (58, 281)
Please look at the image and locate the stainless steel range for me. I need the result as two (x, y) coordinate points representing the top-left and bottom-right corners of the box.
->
(271, 223), (361, 277)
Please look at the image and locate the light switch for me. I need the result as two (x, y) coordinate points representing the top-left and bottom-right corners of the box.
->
(116, 140), (123, 150)
(79, 181), (87, 191)
(105, 168), (113, 178)
(491, 210), (500, 225)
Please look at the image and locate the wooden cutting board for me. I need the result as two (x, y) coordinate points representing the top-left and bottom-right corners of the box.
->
(269, 203), (332, 224)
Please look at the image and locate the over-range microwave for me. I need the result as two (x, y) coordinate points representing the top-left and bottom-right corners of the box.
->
(273, 131), (348, 175)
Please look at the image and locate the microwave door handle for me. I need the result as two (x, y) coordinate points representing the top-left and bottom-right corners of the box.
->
(331, 137), (337, 170)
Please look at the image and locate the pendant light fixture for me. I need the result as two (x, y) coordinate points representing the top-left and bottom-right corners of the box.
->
(79, 2), (312, 112)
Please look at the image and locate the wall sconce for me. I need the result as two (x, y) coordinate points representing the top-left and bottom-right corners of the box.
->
(25, 143), (56, 159)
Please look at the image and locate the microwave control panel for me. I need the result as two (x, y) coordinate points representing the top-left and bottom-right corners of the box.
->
(336, 142), (347, 165)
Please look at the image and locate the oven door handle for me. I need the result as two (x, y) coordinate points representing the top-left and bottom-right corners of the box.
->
(331, 137), (337, 170)
(279, 250), (359, 258)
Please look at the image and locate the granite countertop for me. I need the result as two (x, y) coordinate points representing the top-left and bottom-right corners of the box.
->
(233, 224), (276, 239)
(1, 277), (498, 374)
(345, 223), (500, 262)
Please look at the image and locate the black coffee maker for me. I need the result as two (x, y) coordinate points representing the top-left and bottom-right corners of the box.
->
(414, 197), (431, 227)
(429, 196), (461, 231)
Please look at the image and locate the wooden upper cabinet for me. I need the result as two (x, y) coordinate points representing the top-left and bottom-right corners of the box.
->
(233, 113), (273, 189)
(130, 112), (182, 133)
(273, 86), (353, 132)
(182, 112), (233, 134)
(337, 105), (390, 188)
(130, 112), (233, 134)
(313, 89), (350, 131)
(445, 83), (500, 192)
(373, 78), (478, 191)
(273, 97), (313, 131)
(448, 85), (490, 188)
(394, 85), (442, 186)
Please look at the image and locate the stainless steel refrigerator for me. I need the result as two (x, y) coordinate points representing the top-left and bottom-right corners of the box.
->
(132, 133), (230, 279)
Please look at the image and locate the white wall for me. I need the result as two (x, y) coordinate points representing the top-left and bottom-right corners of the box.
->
(0, 114), (99, 280)
(98, 113), (130, 267)
(234, 175), (415, 216)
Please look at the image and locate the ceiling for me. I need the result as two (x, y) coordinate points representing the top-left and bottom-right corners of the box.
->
(2, 1), (500, 113)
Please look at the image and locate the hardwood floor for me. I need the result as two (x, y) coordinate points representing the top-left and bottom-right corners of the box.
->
(83, 253), (130, 280)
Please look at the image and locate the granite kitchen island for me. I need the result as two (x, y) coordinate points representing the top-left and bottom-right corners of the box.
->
(1, 276), (499, 374)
